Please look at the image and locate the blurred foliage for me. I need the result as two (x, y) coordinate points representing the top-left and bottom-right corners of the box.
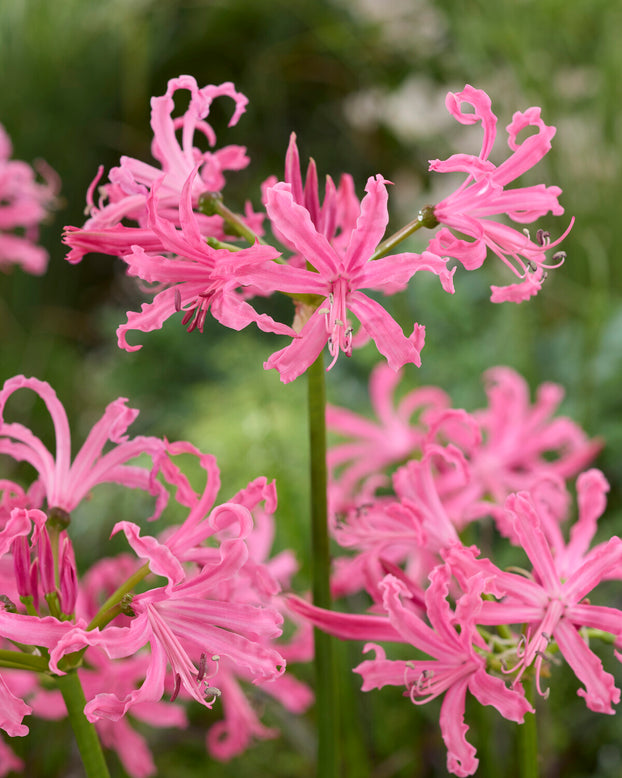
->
(1, 0), (622, 775)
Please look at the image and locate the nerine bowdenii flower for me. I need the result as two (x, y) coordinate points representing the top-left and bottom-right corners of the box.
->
(425, 85), (573, 302)
(0, 123), (59, 275)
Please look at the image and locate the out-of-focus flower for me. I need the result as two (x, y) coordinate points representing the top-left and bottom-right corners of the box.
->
(326, 362), (450, 511)
(0, 123), (59, 275)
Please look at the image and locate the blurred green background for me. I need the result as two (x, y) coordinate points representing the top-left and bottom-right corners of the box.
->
(1, 0), (622, 775)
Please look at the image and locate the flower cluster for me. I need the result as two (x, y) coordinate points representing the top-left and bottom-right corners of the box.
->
(0, 124), (59, 275)
(288, 365), (619, 777)
(10, 74), (593, 776)
(0, 376), (311, 776)
(64, 77), (571, 383)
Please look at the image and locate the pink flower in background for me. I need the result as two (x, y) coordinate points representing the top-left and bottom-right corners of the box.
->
(475, 366), (600, 484)
(0, 736), (23, 776)
(326, 362), (450, 510)
(426, 85), (572, 301)
(0, 123), (59, 275)
(262, 175), (455, 382)
(0, 376), (168, 518)
(64, 76), (252, 264)
(428, 367), (601, 532)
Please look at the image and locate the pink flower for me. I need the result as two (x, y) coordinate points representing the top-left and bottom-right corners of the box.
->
(429, 367), (601, 532)
(116, 169), (293, 351)
(0, 375), (168, 518)
(330, 442), (467, 602)
(165, 470), (314, 760)
(51, 547), (285, 724)
(47, 462), (287, 723)
(64, 76), (250, 264)
(326, 362), (450, 511)
(289, 566), (531, 778)
(356, 570), (532, 777)
(262, 175), (455, 382)
(0, 123), (59, 275)
(447, 470), (622, 713)
(277, 132), (360, 253)
(0, 735), (23, 776)
(426, 85), (573, 301)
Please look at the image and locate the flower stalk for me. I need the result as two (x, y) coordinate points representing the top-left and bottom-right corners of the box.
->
(308, 352), (339, 778)
(56, 671), (111, 778)
(370, 206), (436, 260)
(519, 681), (539, 778)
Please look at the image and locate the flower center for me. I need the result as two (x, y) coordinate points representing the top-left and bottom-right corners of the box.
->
(322, 278), (353, 370)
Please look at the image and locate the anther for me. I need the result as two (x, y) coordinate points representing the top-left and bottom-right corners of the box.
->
(197, 652), (207, 682)
(516, 633), (527, 658)
(203, 686), (221, 704)
(170, 673), (182, 703)
(181, 307), (195, 327)
(536, 229), (550, 246)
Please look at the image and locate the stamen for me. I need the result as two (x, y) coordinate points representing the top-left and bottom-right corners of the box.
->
(516, 633), (527, 658)
(197, 652), (207, 682)
(534, 655), (551, 699)
(536, 229), (550, 247)
(344, 326), (353, 356)
(203, 686), (221, 705)
(181, 307), (196, 327)
(170, 673), (182, 702)
(174, 288), (182, 312)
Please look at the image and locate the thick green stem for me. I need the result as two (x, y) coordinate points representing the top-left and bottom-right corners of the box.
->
(519, 680), (539, 778)
(56, 671), (111, 778)
(308, 353), (339, 778)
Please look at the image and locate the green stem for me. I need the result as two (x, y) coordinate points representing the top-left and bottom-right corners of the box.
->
(56, 671), (111, 778)
(58, 563), (151, 673)
(88, 562), (150, 630)
(308, 353), (339, 778)
(199, 193), (266, 246)
(0, 649), (49, 672)
(519, 679), (539, 778)
(370, 205), (438, 260)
